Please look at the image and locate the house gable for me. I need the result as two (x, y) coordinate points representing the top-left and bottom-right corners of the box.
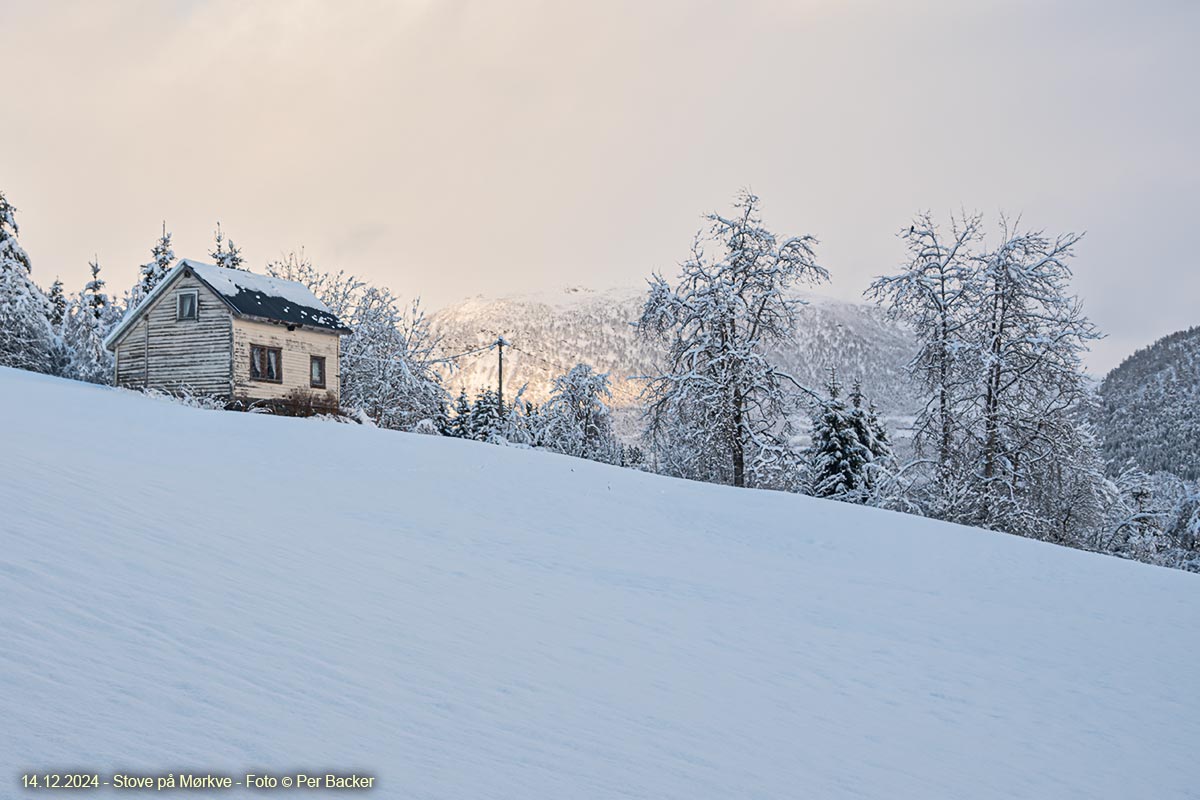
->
(110, 268), (234, 395)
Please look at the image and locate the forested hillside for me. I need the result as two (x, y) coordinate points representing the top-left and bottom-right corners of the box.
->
(1098, 325), (1200, 480)
(428, 286), (920, 437)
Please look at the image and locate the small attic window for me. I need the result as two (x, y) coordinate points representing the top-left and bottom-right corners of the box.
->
(177, 290), (198, 321)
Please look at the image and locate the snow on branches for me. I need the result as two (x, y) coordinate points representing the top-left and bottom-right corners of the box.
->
(637, 190), (829, 489)
(868, 212), (1103, 539)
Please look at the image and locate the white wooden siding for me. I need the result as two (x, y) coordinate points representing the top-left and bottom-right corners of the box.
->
(231, 317), (341, 405)
(112, 273), (233, 395)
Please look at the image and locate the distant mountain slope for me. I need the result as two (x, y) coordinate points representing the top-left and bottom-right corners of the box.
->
(4, 367), (1200, 798)
(429, 286), (921, 434)
(1098, 325), (1200, 480)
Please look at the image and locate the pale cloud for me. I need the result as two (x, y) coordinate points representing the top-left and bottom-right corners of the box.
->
(2, 0), (1196, 371)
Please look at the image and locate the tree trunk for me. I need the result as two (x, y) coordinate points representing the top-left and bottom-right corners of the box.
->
(732, 388), (746, 488)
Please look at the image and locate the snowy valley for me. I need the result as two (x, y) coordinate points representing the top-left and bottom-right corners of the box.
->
(3, 366), (1198, 799)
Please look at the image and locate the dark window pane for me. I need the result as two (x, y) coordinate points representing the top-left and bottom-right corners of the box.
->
(178, 293), (197, 320)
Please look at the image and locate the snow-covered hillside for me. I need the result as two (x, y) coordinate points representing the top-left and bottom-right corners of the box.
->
(429, 286), (919, 438)
(3, 366), (1198, 799)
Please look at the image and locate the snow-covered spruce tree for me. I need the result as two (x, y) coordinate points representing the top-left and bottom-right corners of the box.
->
(61, 257), (118, 384)
(847, 380), (892, 466)
(129, 221), (176, 308)
(806, 370), (892, 503)
(637, 190), (829, 489)
(807, 370), (865, 499)
(47, 279), (66, 328)
(210, 222), (245, 270)
(468, 388), (504, 442)
(266, 251), (446, 429)
(866, 212), (982, 519)
(0, 190), (54, 372)
(444, 388), (472, 438)
(540, 363), (619, 463)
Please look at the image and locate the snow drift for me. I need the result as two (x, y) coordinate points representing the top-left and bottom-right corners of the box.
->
(1, 366), (1197, 798)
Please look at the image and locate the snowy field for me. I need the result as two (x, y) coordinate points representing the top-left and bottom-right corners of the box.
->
(2, 366), (1198, 799)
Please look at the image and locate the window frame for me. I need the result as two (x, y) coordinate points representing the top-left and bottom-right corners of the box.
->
(176, 289), (199, 321)
(249, 344), (283, 383)
(309, 355), (327, 389)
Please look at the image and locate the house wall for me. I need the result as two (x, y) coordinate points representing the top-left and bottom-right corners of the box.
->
(113, 273), (233, 395)
(231, 317), (341, 407)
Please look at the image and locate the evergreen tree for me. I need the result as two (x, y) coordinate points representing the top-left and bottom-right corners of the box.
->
(61, 258), (116, 385)
(84, 257), (109, 319)
(445, 389), (473, 438)
(847, 380), (892, 465)
(807, 370), (873, 501)
(130, 221), (176, 307)
(0, 189), (54, 372)
(47, 279), (67, 328)
(468, 389), (504, 442)
(210, 222), (245, 270)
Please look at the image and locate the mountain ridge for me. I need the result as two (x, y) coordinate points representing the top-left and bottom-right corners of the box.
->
(428, 285), (922, 439)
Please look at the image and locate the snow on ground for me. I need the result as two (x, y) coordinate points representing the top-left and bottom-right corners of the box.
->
(1, 366), (1198, 799)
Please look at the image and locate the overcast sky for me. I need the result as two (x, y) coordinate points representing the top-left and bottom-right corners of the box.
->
(2, 0), (1196, 372)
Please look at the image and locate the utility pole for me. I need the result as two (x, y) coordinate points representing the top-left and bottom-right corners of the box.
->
(495, 336), (508, 411)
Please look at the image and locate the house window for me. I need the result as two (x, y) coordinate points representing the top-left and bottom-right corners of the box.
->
(177, 290), (198, 321)
(310, 355), (326, 389)
(250, 345), (282, 382)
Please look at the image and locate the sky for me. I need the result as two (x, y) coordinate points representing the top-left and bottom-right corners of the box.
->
(2, 0), (1196, 373)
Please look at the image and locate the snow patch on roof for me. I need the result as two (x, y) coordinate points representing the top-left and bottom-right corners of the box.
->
(182, 259), (334, 316)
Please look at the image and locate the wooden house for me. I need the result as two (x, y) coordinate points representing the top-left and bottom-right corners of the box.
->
(104, 259), (352, 409)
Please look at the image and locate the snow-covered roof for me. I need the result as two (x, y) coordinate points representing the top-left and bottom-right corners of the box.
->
(104, 259), (351, 349)
(184, 260), (349, 333)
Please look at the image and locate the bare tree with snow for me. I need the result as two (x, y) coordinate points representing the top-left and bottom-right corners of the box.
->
(637, 190), (829, 489)
(540, 363), (619, 463)
(267, 250), (446, 429)
(869, 212), (1105, 540)
(867, 212), (982, 519)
